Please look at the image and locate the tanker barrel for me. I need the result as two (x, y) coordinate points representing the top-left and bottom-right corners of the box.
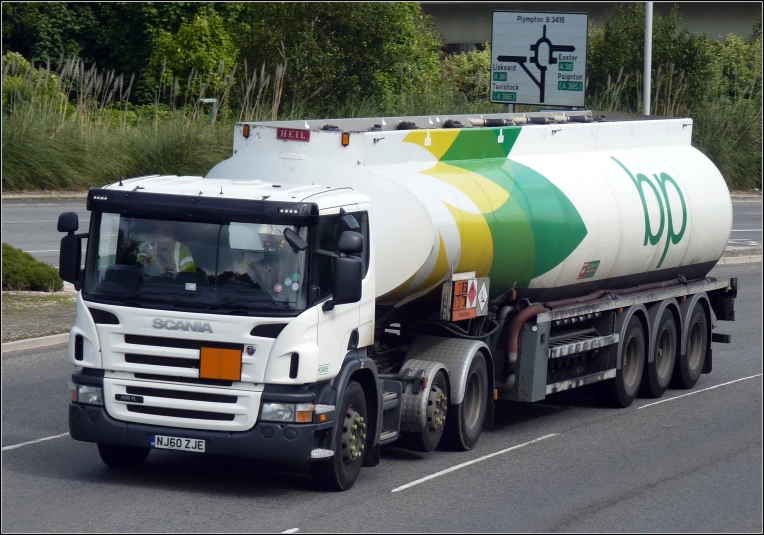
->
(567, 115), (592, 123)
(528, 116), (551, 124)
(552, 115), (569, 123)
(511, 116), (529, 125)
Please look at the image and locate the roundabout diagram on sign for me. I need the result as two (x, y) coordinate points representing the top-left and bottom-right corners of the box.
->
(497, 24), (575, 104)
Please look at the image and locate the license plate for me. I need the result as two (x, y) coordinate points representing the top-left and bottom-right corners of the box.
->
(150, 434), (206, 453)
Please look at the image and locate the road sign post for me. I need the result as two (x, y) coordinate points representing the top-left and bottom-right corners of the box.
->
(491, 11), (588, 107)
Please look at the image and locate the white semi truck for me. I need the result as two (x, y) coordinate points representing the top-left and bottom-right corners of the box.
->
(59, 110), (738, 490)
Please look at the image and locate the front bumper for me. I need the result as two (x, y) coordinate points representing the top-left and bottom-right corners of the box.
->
(69, 403), (334, 465)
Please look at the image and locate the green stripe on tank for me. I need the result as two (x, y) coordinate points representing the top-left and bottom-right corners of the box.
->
(450, 158), (588, 293)
(440, 127), (522, 162)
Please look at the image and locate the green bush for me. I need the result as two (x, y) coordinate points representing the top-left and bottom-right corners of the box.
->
(2, 243), (63, 292)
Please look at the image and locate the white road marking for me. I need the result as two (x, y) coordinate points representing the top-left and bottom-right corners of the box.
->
(282, 529), (299, 533)
(390, 433), (558, 493)
(638, 374), (763, 410)
(730, 229), (762, 232)
(2, 432), (70, 451)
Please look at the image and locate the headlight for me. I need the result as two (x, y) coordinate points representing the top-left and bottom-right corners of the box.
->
(69, 383), (103, 406)
(260, 403), (295, 422)
(260, 403), (320, 423)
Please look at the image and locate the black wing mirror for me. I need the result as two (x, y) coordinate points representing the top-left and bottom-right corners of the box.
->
(58, 212), (84, 288)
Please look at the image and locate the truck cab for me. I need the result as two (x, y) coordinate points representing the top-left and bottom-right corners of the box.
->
(62, 178), (381, 490)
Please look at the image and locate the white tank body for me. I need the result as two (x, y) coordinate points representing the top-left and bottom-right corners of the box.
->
(206, 114), (733, 305)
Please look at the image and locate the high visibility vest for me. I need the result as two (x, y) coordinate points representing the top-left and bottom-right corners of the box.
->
(138, 241), (196, 273)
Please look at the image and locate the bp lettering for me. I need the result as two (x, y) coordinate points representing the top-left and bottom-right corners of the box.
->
(611, 157), (687, 269)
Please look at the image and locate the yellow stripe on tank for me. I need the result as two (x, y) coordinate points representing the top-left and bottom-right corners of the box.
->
(421, 162), (509, 214)
(403, 130), (461, 161)
(412, 231), (451, 292)
(443, 202), (493, 277)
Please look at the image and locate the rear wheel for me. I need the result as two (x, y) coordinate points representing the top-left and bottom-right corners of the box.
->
(640, 309), (678, 398)
(311, 380), (367, 491)
(405, 370), (449, 452)
(596, 314), (646, 408)
(672, 303), (709, 389)
(443, 353), (488, 451)
(97, 443), (150, 470)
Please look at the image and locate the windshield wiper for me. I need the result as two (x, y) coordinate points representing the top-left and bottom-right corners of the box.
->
(217, 297), (294, 308)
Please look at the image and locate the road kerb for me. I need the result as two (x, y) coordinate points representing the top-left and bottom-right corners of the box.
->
(717, 255), (763, 265)
(2, 333), (69, 355)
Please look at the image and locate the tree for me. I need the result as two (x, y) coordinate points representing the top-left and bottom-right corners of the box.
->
(229, 3), (444, 111)
(147, 6), (238, 98)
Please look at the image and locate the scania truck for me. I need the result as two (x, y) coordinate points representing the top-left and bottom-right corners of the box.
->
(59, 110), (737, 490)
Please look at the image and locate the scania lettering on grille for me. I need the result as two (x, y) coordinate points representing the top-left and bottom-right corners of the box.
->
(152, 318), (213, 333)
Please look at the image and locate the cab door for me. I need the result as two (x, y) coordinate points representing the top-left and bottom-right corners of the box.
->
(314, 205), (370, 379)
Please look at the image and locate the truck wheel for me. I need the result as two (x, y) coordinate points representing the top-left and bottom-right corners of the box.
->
(97, 443), (149, 470)
(596, 315), (645, 408)
(311, 380), (367, 491)
(640, 309), (677, 398)
(405, 370), (449, 452)
(443, 353), (488, 451)
(672, 303), (709, 389)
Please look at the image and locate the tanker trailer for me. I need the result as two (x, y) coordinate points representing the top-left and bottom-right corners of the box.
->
(61, 110), (738, 491)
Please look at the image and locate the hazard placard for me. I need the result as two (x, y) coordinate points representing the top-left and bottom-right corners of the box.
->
(442, 275), (491, 322)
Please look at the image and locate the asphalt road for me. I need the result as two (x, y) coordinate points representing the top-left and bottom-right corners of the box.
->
(1, 198), (762, 268)
(2, 263), (761, 533)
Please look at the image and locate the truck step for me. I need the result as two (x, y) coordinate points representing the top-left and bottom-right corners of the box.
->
(382, 391), (400, 411)
(549, 333), (619, 359)
(310, 448), (334, 459)
(546, 369), (617, 395)
(379, 430), (399, 445)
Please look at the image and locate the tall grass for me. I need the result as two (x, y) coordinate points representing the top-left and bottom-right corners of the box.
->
(2, 53), (761, 191)
(589, 62), (762, 190)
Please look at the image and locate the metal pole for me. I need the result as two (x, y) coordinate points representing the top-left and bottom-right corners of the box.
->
(504, 104), (515, 114)
(643, 2), (653, 115)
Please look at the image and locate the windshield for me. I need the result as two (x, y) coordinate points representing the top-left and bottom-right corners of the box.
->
(83, 213), (309, 315)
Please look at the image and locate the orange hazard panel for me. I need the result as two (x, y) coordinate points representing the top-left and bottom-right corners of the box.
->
(200, 347), (242, 381)
(452, 308), (476, 321)
(454, 281), (469, 295)
(452, 294), (469, 310)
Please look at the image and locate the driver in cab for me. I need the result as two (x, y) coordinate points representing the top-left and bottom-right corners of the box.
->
(136, 221), (196, 275)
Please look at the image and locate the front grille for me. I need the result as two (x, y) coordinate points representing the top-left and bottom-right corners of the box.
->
(127, 405), (235, 421)
(125, 386), (237, 404)
(125, 353), (198, 369)
(134, 373), (234, 387)
(124, 334), (242, 352)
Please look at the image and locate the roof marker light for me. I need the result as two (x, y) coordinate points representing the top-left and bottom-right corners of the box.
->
(243, 124), (250, 138)
(341, 133), (350, 147)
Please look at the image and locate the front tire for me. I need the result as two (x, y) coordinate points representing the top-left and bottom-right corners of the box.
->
(311, 380), (367, 491)
(443, 353), (488, 451)
(97, 443), (150, 470)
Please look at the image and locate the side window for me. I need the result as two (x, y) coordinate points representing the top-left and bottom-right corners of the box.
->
(312, 211), (369, 301)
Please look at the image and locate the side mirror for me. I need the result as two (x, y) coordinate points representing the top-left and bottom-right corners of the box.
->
(58, 211), (83, 288)
(59, 234), (81, 286)
(337, 231), (363, 254)
(57, 212), (79, 233)
(323, 256), (362, 310)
